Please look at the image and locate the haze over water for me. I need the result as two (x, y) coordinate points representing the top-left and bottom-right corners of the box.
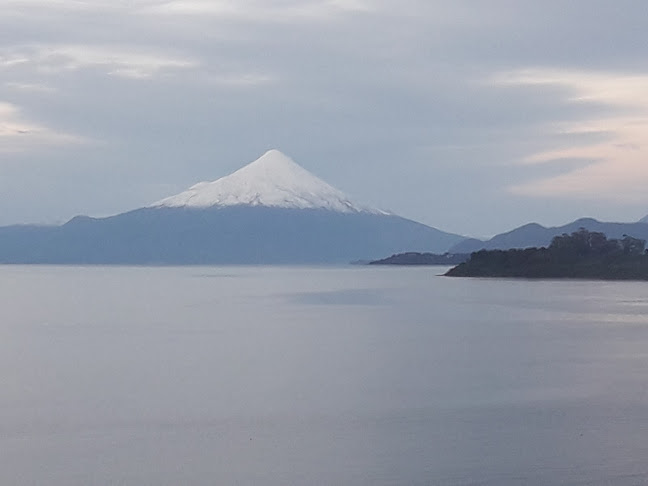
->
(2, 265), (648, 485)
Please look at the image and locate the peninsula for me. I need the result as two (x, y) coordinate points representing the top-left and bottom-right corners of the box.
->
(369, 252), (469, 265)
(445, 229), (648, 280)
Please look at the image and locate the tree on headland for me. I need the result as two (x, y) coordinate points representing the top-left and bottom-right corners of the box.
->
(621, 234), (646, 255)
(549, 228), (621, 258)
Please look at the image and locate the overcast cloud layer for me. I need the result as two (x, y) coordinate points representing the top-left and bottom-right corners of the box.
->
(1, 0), (647, 236)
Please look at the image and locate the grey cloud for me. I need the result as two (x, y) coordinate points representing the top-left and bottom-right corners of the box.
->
(1, 0), (648, 235)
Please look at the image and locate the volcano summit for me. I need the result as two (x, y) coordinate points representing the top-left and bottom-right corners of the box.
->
(0, 150), (465, 264)
(153, 149), (383, 214)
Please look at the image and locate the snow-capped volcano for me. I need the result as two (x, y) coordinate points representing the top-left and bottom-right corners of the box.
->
(152, 149), (385, 214)
(0, 149), (468, 264)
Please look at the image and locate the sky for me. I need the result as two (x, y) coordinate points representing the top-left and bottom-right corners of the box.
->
(2, 0), (648, 237)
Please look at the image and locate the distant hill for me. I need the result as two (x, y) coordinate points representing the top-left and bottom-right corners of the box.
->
(369, 252), (469, 265)
(447, 229), (648, 280)
(0, 150), (466, 264)
(450, 218), (648, 253)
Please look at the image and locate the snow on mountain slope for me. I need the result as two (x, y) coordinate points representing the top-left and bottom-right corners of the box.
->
(151, 149), (387, 214)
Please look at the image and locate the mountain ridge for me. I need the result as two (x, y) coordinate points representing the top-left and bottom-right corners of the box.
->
(0, 206), (465, 264)
(450, 217), (648, 253)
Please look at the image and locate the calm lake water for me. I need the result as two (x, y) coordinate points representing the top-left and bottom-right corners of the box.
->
(2, 265), (648, 485)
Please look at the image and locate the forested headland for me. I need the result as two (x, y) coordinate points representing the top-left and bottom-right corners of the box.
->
(445, 229), (648, 280)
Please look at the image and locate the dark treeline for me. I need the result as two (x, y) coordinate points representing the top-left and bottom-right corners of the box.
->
(446, 229), (648, 280)
(370, 252), (469, 265)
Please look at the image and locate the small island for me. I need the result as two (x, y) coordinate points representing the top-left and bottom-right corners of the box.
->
(445, 229), (648, 280)
(370, 252), (469, 265)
